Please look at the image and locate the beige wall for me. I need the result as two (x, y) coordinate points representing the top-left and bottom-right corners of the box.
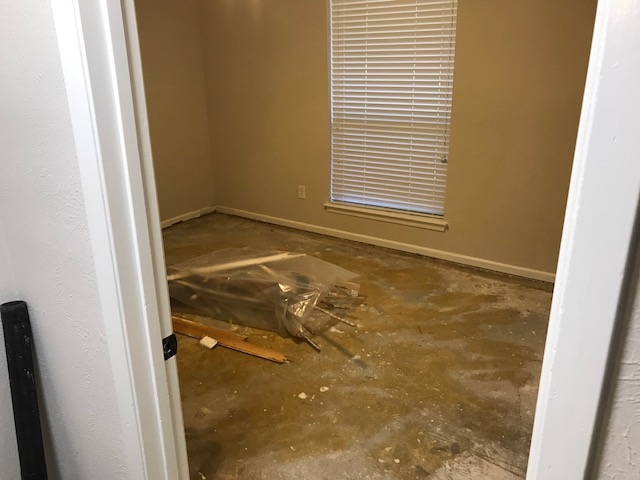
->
(135, 0), (214, 221)
(199, 0), (596, 277)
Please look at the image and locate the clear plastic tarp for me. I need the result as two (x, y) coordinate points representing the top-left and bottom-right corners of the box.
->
(167, 249), (360, 341)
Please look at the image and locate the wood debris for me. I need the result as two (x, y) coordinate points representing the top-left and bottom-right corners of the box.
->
(172, 315), (288, 364)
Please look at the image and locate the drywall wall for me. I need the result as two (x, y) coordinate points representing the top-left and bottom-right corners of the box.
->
(0, 1), (128, 477)
(0, 224), (19, 480)
(135, 0), (214, 222)
(594, 242), (640, 478)
(200, 0), (596, 277)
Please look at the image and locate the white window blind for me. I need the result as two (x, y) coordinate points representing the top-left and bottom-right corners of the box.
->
(330, 0), (457, 216)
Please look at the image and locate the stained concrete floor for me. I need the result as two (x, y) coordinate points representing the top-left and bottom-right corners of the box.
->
(163, 213), (553, 480)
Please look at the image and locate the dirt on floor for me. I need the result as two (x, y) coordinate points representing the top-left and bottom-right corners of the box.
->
(163, 213), (552, 480)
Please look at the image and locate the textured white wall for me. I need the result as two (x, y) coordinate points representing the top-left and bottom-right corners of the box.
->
(0, 0), (128, 478)
(0, 224), (19, 480)
(595, 245), (640, 478)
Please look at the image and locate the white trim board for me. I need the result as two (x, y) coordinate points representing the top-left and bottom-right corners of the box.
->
(160, 206), (216, 229)
(214, 206), (555, 282)
(526, 1), (640, 477)
(52, 0), (186, 478)
(120, 0), (189, 475)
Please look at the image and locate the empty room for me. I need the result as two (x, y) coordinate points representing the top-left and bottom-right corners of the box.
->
(135, 0), (597, 478)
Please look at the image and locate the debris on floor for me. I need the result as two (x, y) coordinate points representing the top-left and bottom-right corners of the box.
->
(199, 336), (218, 350)
(172, 314), (288, 363)
(164, 213), (552, 479)
(168, 248), (361, 351)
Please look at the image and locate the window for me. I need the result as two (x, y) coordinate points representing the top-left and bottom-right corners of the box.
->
(329, 0), (458, 216)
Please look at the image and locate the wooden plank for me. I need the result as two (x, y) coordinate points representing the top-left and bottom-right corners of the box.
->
(172, 315), (288, 364)
(172, 315), (248, 343)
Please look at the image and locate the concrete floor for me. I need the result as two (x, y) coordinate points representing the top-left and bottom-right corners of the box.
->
(163, 213), (552, 480)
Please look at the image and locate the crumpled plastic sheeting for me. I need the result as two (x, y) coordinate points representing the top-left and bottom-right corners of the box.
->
(167, 249), (360, 339)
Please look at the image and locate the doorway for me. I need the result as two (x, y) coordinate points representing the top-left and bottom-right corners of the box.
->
(130, 1), (598, 478)
(48, 0), (640, 476)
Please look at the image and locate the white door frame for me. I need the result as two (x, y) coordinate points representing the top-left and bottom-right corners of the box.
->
(51, 0), (640, 478)
(527, 1), (640, 478)
(51, 0), (188, 478)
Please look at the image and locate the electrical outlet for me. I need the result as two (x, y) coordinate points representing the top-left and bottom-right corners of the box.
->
(298, 185), (306, 199)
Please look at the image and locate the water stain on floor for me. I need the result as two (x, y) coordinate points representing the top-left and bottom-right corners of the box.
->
(163, 213), (552, 479)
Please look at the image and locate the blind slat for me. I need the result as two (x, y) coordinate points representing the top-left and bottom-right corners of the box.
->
(332, 155), (449, 173)
(332, 176), (447, 192)
(335, 196), (445, 213)
(333, 115), (449, 126)
(333, 0), (456, 13)
(333, 144), (449, 159)
(332, 188), (445, 205)
(334, 94), (452, 102)
(333, 134), (448, 147)
(333, 178), (447, 195)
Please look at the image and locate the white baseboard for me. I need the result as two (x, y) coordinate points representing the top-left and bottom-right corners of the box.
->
(160, 205), (216, 229)
(215, 205), (556, 283)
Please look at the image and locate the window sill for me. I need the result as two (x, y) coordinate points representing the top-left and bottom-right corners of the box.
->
(324, 202), (448, 232)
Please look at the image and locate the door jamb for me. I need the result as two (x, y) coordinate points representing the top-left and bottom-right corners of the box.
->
(51, 0), (188, 478)
(527, 1), (640, 478)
